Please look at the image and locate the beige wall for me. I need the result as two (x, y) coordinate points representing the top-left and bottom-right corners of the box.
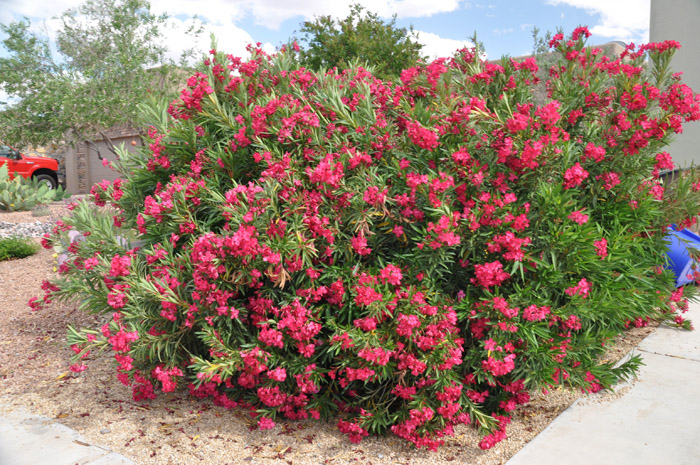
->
(650, 0), (700, 168)
(60, 132), (141, 194)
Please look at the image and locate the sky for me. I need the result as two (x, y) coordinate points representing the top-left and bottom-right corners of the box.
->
(0, 0), (651, 63)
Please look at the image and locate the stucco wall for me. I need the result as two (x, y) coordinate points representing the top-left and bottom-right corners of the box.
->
(59, 129), (141, 194)
(650, 0), (700, 168)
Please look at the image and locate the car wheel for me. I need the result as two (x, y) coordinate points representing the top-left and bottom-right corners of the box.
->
(34, 174), (57, 189)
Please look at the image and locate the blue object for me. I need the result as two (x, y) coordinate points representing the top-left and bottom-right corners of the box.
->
(665, 227), (700, 287)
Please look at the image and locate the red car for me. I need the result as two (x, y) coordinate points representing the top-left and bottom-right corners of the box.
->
(0, 143), (63, 189)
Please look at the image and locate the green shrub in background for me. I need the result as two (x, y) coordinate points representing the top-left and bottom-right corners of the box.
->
(35, 28), (700, 451)
(0, 164), (70, 212)
(0, 236), (40, 261)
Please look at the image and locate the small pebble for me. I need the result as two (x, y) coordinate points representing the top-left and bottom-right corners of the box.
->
(100, 428), (111, 434)
(0, 221), (54, 238)
(377, 453), (384, 459)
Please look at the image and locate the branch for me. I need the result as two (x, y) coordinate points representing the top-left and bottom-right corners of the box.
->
(99, 130), (119, 157)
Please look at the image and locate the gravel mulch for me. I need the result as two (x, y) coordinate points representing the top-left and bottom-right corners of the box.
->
(0, 204), (657, 465)
(0, 201), (79, 238)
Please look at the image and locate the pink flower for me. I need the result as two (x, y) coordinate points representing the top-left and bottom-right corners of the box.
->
(492, 297), (518, 318)
(84, 256), (99, 270)
(571, 26), (591, 40)
(522, 305), (551, 321)
(332, 332), (355, 350)
(358, 347), (390, 366)
(258, 327), (284, 348)
(563, 162), (589, 189)
(353, 316), (378, 331)
(363, 186), (387, 206)
(107, 290), (128, 309)
(396, 313), (421, 338)
(69, 363), (87, 373)
(582, 143), (606, 162)
(109, 254), (131, 277)
(535, 100), (561, 126)
(487, 232), (530, 261)
(670, 287), (684, 303)
(598, 172), (620, 190)
(621, 88), (648, 111)
(565, 278), (591, 298)
(506, 113), (530, 133)
(351, 234), (372, 256)
(548, 33), (564, 48)
(407, 120), (439, 151)
(152, 365), (184, 392)
(354, 286), (383, 307)
(257, 386), (285, 407)
(568, 210), (589, 225)
(337, 419), (369, 444)
(345, 366), (376, 382)
(482, 354), (516, 376)
(306, 153), (344, 188)
(594, 238), (608, 258)
(473, 261), (510, 289)
(266, 367), (287, 382)
(392, 384), (417, 400)
(258, 417), (276, 430)
(379, 264), (403, 285)
(655, 151), (675, 171)
(650, 184), (665, 200)
(109, 329), (139, 352)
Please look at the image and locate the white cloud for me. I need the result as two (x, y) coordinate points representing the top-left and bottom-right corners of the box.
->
(2, 0), (464, 30)
(0, 0), (79, 24)
(547, 0), (650, 43)
(151, 0), (462, 30)
(160, 17), (274, 64)
(493, 27), (514, 36)
(416, 30), (473, 59)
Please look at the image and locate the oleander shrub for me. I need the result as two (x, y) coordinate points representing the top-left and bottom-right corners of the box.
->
(34, 28), (700, 450)
(0, 236), (40, 261)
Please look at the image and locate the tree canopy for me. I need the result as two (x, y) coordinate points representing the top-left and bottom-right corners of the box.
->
(0, 0), (195, 149)
(296, 4), (425, 81)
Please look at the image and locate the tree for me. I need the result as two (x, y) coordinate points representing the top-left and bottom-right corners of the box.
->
(0, 0), (196, 152)
(296, 4), (425, 81)
(529, 26), (560, 105)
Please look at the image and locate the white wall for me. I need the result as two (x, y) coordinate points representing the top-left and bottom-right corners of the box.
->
(650, 0), (700, 168)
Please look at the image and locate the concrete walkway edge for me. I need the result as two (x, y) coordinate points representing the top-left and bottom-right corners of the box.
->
(506, 300), (700, 465)
(0, 403), (134, 465)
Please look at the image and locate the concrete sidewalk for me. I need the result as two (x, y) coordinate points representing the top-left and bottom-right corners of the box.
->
(506, 300), (700, 465)
(0, 404), (134, 465)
